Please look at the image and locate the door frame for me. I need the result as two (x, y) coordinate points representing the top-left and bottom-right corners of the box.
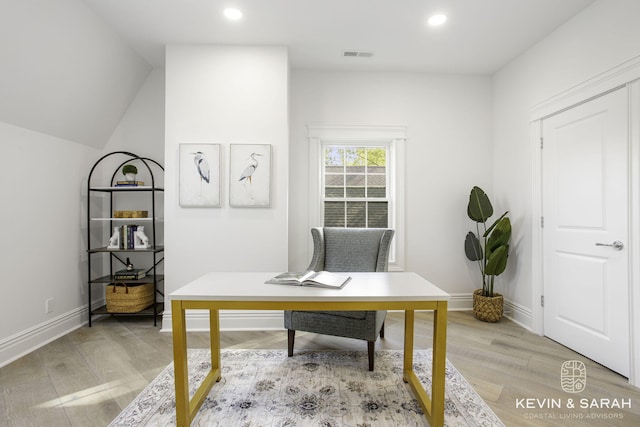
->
(530, 54), (640, 387)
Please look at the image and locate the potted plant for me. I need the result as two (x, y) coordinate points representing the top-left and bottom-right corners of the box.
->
(122, 164), (137, 181)
(464, 186), (511, 322)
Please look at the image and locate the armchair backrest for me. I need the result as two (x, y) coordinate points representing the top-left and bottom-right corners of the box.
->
(306, 227), (395, 272)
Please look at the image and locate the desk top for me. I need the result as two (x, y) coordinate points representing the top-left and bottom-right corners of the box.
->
(170, 271), (449, 302)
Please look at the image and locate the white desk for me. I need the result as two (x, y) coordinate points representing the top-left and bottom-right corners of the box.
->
(170, 271), (450, 426)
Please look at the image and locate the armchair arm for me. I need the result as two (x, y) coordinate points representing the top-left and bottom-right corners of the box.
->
(306, 227), (326, 271)
(375, 229), (395, 272)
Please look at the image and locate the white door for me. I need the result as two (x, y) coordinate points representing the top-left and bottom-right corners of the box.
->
(542, 87), (629, 377)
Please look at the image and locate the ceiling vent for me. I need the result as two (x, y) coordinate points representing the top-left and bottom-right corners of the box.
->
(343, 50), (374, 58)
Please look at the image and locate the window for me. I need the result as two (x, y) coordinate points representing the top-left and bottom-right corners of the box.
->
(308, 125), (405, 270)
(322, 145), (389, 228)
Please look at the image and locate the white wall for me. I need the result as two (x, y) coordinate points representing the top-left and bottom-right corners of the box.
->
(163, 45), (289, 329)
(0, 121), (100, 367)
(289, 70), (493, 304)
(104, 68), (166, 162)
(493, 0), (640, 325)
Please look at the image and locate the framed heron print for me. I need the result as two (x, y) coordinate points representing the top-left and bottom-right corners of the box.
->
(179, 143), (221, 207)
(229, 144), (271, 207)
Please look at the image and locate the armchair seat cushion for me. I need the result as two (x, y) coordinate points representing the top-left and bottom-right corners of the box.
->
(305, 310), (367, 319)
(285, 309), (386, 342)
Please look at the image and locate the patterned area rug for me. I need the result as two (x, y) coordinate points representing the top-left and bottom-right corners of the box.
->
(110, 349), (503, 427)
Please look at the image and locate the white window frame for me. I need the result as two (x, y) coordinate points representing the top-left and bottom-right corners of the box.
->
(308, 125), (405, 271)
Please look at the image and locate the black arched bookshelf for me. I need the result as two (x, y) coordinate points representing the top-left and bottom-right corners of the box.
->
(86, 151), (164, 326)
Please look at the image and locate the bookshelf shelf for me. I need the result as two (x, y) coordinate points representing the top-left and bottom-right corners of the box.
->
(92, 302), (164, 317)
(86, 151), (164, 327)
(90, 217), (160, 221)
(90, 186), (165, 192)
(91, 274), (165, 284)
(88, 245), (165, 254)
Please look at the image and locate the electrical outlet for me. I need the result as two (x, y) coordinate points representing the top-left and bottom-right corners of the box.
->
(45, 298), (54, 314)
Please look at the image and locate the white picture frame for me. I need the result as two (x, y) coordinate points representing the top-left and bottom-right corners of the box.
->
(229, 144), (271, 207)
(179, 143), (221, 207)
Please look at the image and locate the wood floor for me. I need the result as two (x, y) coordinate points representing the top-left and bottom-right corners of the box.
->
(1, 311), (638, 426)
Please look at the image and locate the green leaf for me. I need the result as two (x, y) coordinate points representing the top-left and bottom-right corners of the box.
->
(467, 186), (493, 223)
(464, 232), (483, 261)
(485, 245), (509, 276)
(484, 211), (509, 237)
(486, 217), (512, 255)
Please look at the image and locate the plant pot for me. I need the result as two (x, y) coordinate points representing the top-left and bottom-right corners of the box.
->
(125, 173), (136, 181)
(473, 289), (503, 322)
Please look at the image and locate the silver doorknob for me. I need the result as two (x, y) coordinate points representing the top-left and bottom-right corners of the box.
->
(595, 240), (624, 251)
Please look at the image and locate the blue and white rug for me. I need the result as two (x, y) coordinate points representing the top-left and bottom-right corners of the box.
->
(110, 349), (503, 426)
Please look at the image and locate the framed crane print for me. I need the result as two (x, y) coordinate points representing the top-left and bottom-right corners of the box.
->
(179, 143), (221, 207)
(229, 144), (271, 207)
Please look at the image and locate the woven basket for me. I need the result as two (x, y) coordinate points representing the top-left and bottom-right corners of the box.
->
(473, 289), (503, 322)
(106, 283), (154, 313)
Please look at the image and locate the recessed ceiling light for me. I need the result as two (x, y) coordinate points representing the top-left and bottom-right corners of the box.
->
(427, 14), (447, 27)
(224, 8), (243, 20)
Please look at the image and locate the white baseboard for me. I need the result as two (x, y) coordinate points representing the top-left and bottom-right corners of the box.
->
(447, 293), (473, 311)
(503, 299), (533, 331)
(0, 306), (87, 369)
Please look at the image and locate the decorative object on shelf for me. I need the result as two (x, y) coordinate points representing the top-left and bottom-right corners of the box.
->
(113, 210), (148, 218)
(179, 143), (221, 207)
(122, 164), (138, 181)
(229, 143), (271, 207)
(108, 226), (122, 248)
(464, 186), (511, 322)
(106, 283), (154, 313)
(134, 225), (150, 249)
(125, 257), (134, 271)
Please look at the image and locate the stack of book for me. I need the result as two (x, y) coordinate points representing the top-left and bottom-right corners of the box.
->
(119, 224), (140, 249)
(115, 181), (145, 187)
(114, 268), (146, 280)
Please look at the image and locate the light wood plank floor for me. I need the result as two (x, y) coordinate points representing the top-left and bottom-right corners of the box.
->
(1, 311), (638, 426)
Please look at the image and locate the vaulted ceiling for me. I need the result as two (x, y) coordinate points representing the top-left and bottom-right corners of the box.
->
(1, 0), (596, 148)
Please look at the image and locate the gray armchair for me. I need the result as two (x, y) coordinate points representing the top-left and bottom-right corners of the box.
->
(284, 227), (395, 371)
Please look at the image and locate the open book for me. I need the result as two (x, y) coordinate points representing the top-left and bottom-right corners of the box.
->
(265, 271), (351, 289)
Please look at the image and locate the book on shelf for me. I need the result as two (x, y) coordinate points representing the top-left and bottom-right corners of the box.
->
(117, 224), (141, 249)
(265, 271), (351, 289)
(115, 181), (145, 187)
(114, 268), (146, 280)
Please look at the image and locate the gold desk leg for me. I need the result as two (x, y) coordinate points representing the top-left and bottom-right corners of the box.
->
(404, 309), (434, 425)
(403, 309), (415, 379)
(210, 309), (221, 382)
(171, 300), (190, 427)
(431, 300), (448, 427)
